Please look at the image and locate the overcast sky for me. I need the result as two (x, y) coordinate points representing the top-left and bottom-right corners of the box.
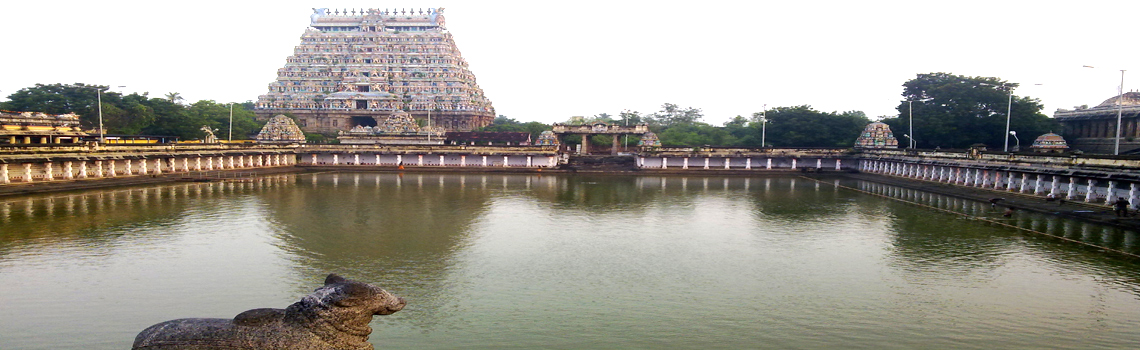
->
(3, 1), (1137, 126)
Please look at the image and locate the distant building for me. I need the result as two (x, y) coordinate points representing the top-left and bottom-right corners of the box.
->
(1053, 92), (1140, 154)
(854, 122), (899, 149)
(254, 8), (495, 133)
(0, 111), (87, 144)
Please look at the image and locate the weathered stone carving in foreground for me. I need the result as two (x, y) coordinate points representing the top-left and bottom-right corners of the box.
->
(133, 274), (406, 350)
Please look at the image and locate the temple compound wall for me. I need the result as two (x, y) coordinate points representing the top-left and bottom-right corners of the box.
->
(859, 149), (1140, 209)
(0, 144), (296, 184)
(254, 8), (495, 133)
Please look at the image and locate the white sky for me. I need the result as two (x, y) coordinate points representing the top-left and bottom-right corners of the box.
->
(3, 1), (1137, 126)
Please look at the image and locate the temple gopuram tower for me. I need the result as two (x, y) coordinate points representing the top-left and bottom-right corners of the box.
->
(255, 7), (495, 133)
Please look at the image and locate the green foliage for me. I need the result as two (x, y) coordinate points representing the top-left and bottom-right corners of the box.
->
(618, 110), (643, 125)
(644, 103), (703, 128)
(477, 115), (551, 140)
(657, 122), (738, 147)
(1, 83), (104, 125)
(752, 106), (870, 147)
(879, 72), (1059, 149)
(306, 133), (331, 144)
(0, 83), (264, 140)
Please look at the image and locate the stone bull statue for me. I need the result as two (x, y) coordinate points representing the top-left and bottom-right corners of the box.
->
(133, 274), (406, 350)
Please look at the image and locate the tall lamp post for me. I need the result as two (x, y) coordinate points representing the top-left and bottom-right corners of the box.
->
(1004, 91), (1013, 152)
(759, 104), (769, 148)
(228, 103), (233, 142)
(96, 85), (126, 143)
(1084, 65), (1126, 155)
(981, 82), (1042, 152)
(906, 98), (933, 148)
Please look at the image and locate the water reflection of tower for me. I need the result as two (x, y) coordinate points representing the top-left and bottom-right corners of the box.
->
(258, 173), (497, 325)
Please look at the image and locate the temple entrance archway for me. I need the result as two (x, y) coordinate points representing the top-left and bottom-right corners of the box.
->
(351, 116), (378, 127)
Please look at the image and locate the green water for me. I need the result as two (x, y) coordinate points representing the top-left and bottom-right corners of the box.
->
(1, 173), (1138, 349)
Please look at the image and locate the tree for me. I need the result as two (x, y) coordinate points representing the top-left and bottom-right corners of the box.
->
(880, 73), (1059, 149)
(746, 106), (870, 147)
(476, 115), (551, 141)
(618, 110), (643, 125)
(165, 92), (185, 104)
(183, 101), (263, 140)
(1, 83), (106, 127)
(657, 122), (737, 147)
(645, 103), (703, 128)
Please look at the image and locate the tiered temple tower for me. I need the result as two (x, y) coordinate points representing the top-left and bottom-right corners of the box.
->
(255, 7), (495, 133)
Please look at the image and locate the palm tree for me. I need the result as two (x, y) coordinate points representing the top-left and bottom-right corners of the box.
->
(165, 92), (184, 104)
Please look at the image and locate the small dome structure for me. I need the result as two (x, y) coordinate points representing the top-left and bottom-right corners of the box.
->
(854, 122), (899, 149)
(1095, 91), (1140, 108)
(1030, 132), (1069, 153)
(256, 115), (305, 143)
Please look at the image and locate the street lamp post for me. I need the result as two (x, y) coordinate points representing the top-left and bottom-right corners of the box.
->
(1117, 70), (1126, 155)
(1084, 66), (1126, 155)
(1009, 131), (1020, 152)
(228, 103), (233, 142)
(1003, 91), (1013, 152)
(760, 104), (768, 148)
(906, 98), (933, 149)
(983, 82), (1042, 152)
(96, 85), (126, 143)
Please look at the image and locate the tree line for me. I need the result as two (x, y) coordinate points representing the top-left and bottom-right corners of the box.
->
(0, 83), (262, 141)
(3, 73), (1061, 149)
(484, 72), (1060, 150)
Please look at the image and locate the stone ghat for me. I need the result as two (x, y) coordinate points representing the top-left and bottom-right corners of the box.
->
(0, 144), (297, 185)
(859, 149), (1140, 211)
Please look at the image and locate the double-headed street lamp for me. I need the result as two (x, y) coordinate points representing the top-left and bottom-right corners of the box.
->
(1083, 65), (1126, 155)
(96, 85), (126, 143)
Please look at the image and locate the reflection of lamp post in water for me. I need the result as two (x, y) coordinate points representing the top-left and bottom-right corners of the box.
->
(1009, 131), (1019, 152)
